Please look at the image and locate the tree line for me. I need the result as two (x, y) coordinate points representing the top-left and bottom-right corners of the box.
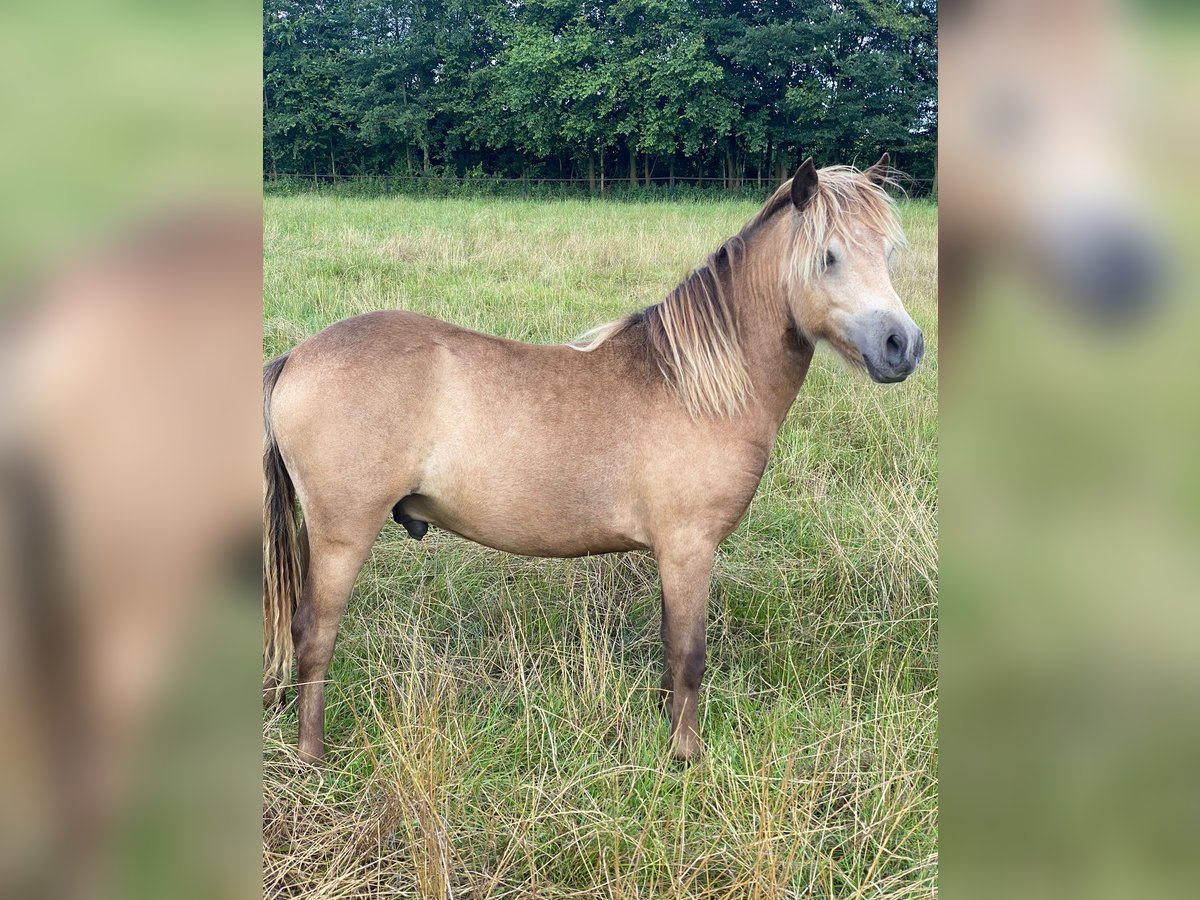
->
(264, 1), (937, 192)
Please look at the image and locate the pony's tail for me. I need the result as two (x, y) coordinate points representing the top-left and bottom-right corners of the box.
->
(263, 352), (301, 706)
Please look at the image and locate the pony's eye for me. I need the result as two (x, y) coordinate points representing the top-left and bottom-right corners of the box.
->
(824, 250), (837, 268)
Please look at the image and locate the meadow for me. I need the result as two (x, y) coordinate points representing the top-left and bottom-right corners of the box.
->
(263, 194), (938, 898)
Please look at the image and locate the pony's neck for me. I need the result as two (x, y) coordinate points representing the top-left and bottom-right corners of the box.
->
(726, 216), (815, 423)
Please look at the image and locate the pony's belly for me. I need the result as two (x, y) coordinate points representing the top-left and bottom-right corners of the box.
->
(403, 493), (646, 558)
(443, 524), (645, 558)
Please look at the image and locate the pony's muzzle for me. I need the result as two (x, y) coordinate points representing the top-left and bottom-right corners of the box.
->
(857, 312), (924, 383)
(1036, 212), (1166, 325)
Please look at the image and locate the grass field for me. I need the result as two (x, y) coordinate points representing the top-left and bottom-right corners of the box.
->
(263, 194), (938, 898)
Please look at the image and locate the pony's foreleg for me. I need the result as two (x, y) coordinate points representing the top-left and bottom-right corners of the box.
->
(292, 532), (373, 763)
(656, 540), (715, 762)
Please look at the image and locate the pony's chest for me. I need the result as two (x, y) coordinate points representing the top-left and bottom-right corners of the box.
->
(646, 435), (771, 513)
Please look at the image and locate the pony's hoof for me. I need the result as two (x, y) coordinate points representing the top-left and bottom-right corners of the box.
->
(669, 732), (702, 763)
(263, 679), (286, 710)
(298, 745), (325, 766)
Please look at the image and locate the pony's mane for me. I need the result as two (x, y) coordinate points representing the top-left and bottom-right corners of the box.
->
(769, 164), (907, 289)
(572, 164), (904, 418)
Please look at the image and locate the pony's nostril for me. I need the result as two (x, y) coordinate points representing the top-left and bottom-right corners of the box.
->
(884, 332), (906, 366)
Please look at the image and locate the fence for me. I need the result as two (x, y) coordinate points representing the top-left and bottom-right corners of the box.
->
(264, 171), (937, 201)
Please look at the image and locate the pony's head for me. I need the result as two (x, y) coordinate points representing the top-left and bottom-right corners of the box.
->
(939, 0), (1164, 322)
(777, 156), (922, 383)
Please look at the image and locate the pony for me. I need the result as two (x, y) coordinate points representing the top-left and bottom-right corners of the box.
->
(263, 156), (923, 762)
(939, 0), (1163, 328)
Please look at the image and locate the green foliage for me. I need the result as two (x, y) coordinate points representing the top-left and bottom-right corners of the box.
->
(264, 0), (938, 190)
(264, 172), (795, 202)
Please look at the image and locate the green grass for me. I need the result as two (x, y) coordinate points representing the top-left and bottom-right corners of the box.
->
(263, 195), (938, 898)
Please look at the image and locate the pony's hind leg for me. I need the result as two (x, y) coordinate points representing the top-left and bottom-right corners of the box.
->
(292, 522), (378, 763)
(656, 538), (716, 762)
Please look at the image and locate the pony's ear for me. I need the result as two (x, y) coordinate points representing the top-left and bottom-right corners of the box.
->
(865, 153), (891, 185)
(790, 157), (818, 210)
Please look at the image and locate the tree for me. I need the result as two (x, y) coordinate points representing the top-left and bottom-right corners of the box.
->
(262, 0), (939, 191)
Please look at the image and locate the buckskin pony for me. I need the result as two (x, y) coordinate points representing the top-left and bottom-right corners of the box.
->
(263, 156), (923, 762)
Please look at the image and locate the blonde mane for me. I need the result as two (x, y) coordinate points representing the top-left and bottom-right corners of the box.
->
(573, 164), (904, 418)
(767, 164), (907, 289)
